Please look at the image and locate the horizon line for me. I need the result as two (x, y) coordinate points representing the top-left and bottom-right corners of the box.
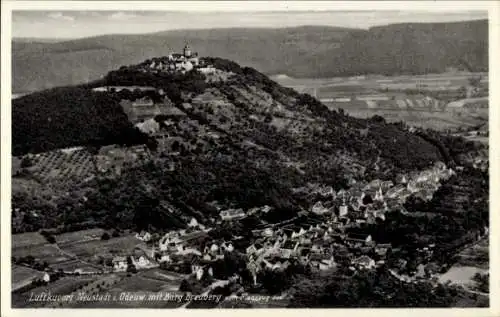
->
(11, 18), (488, 41)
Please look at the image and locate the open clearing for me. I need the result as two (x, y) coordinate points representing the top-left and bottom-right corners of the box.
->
(12, 243), (70, 264)
(12, 232), (47, 249)
(438, 266), (487, 286)
(55, 228), (106, 245)
(58, 235), (145, 261)
(437, 237), (489, 293)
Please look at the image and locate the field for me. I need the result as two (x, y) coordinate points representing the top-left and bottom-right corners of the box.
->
(56, 228), (106, 245)
(12, 265), (46, 291)
(272, 72), (488, 94)
(138, 268), (187, 291)
(111, 273), (170, 292)
(12, 242), (70, 264)
(333, 108), (486, 131)
(274, 72), (489, 132)
(437, 237), (489, 294)
(50, 259), (103, 273)
(13, 231), (145, 274)
(11, 232), (47, 249)
(65, 269), (186, 308)
(58, 234), (145, 262)
(12, 275), (97, 308)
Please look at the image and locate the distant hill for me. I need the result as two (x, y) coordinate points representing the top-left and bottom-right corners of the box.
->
(12, 20), (488, 93)
(11, 37), (63, 44)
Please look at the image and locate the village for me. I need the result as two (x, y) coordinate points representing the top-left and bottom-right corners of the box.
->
(104, 160), (458, 292)
(12, 155), (462, 305)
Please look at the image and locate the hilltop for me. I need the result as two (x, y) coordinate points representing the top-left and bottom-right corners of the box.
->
(12, 54), (485, 234)
(12, 20), (488, 93)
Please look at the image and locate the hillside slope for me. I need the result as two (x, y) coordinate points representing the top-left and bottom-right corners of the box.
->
(12, 56), (485, 233)
(12, 20), (487, 93)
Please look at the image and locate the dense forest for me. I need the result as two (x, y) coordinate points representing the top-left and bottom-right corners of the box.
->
(12, 87), (154, 156)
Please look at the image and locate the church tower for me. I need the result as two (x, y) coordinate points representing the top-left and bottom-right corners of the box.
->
(339, 193), (348, 218)
(183, 44), (192, 58)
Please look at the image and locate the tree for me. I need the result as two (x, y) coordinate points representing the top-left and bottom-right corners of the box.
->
(105, 258), (113, 267)
(362, 194), (374, 205)
(127, 264), (137, 274)
(40, 231), (56, 244)
(264, 114), (273, 123)
(20, 156), (33, 168)
(171, 140), (180, 152)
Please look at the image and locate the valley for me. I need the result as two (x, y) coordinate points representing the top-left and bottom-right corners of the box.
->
(273, 72), (489, 133)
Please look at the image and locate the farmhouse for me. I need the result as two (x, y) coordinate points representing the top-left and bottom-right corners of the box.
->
(135, 231), (152, 242)
(220, 208), (246, 221)
(112, 256), (128, 272)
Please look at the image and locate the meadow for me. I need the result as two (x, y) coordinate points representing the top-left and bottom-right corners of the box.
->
(55, 228), (106, 245)
(437, 237), (489, 297)
(58, 235), (146, 262)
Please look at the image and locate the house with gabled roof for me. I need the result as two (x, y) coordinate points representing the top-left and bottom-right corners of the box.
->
(346, 233), (373, 247)
(352, 255), (376, 270)
(135, 231), (152, 242)
(311, 201), (329, 215)
(220, 208), (246, 221)
(112, 256), (128, 272)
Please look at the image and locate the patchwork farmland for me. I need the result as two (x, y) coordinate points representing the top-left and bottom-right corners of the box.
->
(273, 72), (489, 132)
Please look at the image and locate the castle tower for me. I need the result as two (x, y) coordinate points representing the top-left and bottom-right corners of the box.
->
(183, 44), (192, 58)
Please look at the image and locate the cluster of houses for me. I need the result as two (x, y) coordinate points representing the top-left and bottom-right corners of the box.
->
(116, 161), (456, 289)
(243, 220), (389, 285)
(111, 254), (156, 272)
(301, 161), (455, 223)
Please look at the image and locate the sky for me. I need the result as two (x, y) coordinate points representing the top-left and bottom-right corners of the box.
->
(12, 9), (488, 39)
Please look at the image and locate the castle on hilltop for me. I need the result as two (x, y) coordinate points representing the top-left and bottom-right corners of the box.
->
(167, 44), (200, 68)
(146, 44), (200, 74)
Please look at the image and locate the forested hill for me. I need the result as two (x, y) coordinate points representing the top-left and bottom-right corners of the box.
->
(12, 56), (486, 233)
(12, 19), (487, 93)
(13, 55), (470, 173)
